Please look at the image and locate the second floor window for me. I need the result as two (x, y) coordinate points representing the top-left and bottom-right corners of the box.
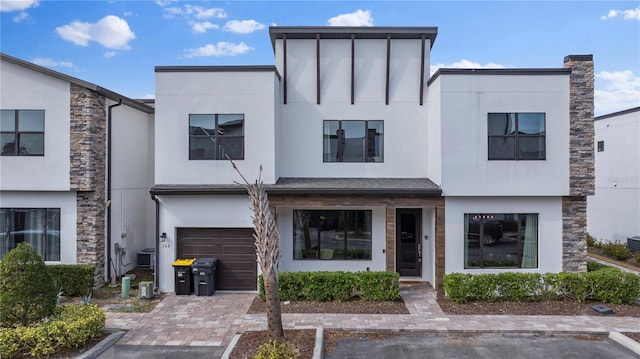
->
(0, 110), (45, 156)
(488, 113), (545, 160)
(189, 114), (244, 160)
(323, 120), (383, 162)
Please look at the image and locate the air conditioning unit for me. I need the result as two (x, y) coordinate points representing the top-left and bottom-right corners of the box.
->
(137, 248), (155, 270)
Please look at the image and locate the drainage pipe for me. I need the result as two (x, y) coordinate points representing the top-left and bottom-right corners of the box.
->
(106, 99), (122, 284)
(151, 193), (160, 291)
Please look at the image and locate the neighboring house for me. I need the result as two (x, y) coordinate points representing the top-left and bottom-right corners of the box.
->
(587, 107), (640, 243)
(152, 26), (594, 295)
(0, 53), (155, 285)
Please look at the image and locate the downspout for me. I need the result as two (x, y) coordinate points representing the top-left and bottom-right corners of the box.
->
(151, 193), (160, 291)
(107, 99), (123, 285)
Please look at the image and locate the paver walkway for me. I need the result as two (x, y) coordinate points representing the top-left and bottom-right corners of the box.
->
(105, 284), (640, 348)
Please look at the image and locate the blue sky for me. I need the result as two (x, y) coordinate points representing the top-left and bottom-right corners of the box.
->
(1, 1), (639, 115)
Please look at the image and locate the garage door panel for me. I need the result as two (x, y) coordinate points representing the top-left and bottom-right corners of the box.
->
(177, 228), (257, 290)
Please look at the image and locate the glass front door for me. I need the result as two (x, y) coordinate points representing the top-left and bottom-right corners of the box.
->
(396, 209), (421, 277)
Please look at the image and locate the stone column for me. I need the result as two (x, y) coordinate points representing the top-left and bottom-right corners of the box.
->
(562, 55), (595, 272)
(70, 84), (107, 285)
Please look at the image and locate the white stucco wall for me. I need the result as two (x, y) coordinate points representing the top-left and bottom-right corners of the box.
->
(274, 38), (431, 178)
(425, 78), (442, 185)
(0, 191), (77, 263)
(437, 74), (570, 196)
(156, 195), (253, 291)
(154, 71), (277, 185)
(110, 102), (155, 274)
(587, 110), (640, 242)
(0, 59), (71, 190)
(445, 196), (563, 274)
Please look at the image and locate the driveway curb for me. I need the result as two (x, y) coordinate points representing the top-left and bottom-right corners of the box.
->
(75, 330), (125, 359)
(609, 331), (640, 355)
(221, 327), (324, 359)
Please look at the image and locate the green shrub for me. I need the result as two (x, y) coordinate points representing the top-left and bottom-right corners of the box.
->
(601, 241), (632, 260)
(586, 234), (597, 247)
(444, 271), (640, 304)
(253, 339), (299, 359)
(259, 271), (400, 302)
(47, 264), (95, 296)
(586, 261), (610, 272)
(635, 253), (640, 265)
(0, 243), (57, 327)
(0, 304), (105, 358)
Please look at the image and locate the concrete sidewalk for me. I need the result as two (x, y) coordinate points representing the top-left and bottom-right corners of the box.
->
(104, 283), (640, 350)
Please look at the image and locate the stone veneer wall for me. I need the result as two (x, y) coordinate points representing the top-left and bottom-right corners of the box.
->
(562, 55), (595, 272)
(269, 194), (446, 296)
(70, 84), (107, 285)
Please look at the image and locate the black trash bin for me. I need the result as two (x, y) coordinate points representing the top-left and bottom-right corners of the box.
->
(172, 258), (195, 295)
(192, 257), (217, 296)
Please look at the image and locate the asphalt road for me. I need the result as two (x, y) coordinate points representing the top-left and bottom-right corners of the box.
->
(324, 332), (638, 359)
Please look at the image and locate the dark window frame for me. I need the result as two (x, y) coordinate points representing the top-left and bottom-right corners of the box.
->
(189, 113), (245, 160)
(293, 209), (372, 260)
(323, 120), (383, 163)
(464, 213), (538, 269)
(597, 141), (604, 152)
(487, 112), (545, 160)
(1, 109), (45, 156)
(0, 208), (60, 261)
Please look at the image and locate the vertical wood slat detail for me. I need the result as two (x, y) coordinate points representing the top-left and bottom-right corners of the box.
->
(351, 34), (355, 105)
(385, 34), (391, 105)
(316, 33), (320, 105)
(420, 34), (426, 106)
(283, 34), (287, 105)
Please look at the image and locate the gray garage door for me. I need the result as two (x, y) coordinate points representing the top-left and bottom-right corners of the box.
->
(177, 228), (257, 290)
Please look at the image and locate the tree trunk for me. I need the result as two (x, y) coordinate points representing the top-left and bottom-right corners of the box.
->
(264, 271), (284, 338)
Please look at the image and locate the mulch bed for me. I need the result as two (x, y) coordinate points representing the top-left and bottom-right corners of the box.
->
(230, 329), (316, 359)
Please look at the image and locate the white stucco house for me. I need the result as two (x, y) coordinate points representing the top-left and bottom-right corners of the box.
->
(1, 26), (596, 295)
(151, 26), (595, 296)
(587, 106), (640, 243)
(0, 53), (155, 285)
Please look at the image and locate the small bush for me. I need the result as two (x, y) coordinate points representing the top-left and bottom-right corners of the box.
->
(259, 271), (400, 302)
(586, 234), (597, 247)
(48, 265), (95, 296)
(601, 241), (632, 260)
(0, 304), (105, 358)
(253, 339), (299, 359)
(586, 261), (610, 272)
(635, 253), (640, 265)
(0, 243), (57, 327)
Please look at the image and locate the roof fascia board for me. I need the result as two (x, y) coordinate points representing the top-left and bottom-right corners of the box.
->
(594, 106), (640, 121)
(428, 68), (572, 86)
(155, 65), (281, 79)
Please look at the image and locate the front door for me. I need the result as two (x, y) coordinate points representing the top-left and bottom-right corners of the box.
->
(396, 209), (422, 277)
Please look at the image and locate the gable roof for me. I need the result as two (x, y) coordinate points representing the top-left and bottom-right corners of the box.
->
(1, 52), (154, 114)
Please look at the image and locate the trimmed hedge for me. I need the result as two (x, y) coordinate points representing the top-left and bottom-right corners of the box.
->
(48, 264), (95, 296)
(0, 304), (105, 358)
(443, 269), (640, 304)
(259, 271), (400, 302)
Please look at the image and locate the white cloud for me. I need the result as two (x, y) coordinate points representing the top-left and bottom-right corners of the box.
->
(104, 51), (117, 58)
(123, 11), (132, 17)
(56, 15), (135, 50)
(0, 0), (38, 12)
(601, 7), (640, 20)
(223, 20), (265, 34)
(154, 0), (175, 7)
(327, 9), (373, 26)
(162, 4), (226, 20)
(184, 42), (253, 58)
(595, 70), (640, 115)
(31, 57), (74, 68)
(12, 11), (28, 22)
(430, 59), (507, 75)
(191, 21), (218, 34)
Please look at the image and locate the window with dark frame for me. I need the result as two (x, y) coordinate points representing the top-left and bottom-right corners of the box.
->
(293, 210), (372, 260)
(189, 114), (244, 160)
(597, 141), (604, 152)
(0, 110), (45, 156)
(488, 113), (545, 160)
(0, 208), (60, 261)
(464, 213), (538, 269)
(323, 120), (383, 162)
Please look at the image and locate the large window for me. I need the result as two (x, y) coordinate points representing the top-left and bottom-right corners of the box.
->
(323, 120), (383, 162)
(189, 114), (244, 160)
(464, 213), (538, 269)
(1, 110), (45, 156)
(293, 210), (372, 260)
(0, 208), (60, 261)
(488, 113), (545, 160)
